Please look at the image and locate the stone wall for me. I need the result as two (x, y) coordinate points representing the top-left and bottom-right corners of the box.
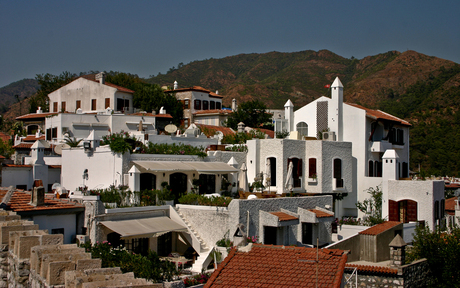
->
(0, 209), (169, 287)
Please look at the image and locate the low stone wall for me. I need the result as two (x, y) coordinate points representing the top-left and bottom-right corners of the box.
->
(344, 270), (403, 288)
(401, 258), (430, 288)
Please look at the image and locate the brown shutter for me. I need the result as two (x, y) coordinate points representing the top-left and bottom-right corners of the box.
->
(407, 200), (418, 222)
(105, 98), (110, 109)
(389, 200), (399, 221)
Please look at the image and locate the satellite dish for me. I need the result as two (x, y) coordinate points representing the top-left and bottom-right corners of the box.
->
(54, 144), (63, 155)
(165, 124), (178, 134)
(51, 183), (61, 190)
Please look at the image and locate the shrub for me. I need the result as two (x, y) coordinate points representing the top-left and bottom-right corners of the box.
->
(183, 272), (211, 287)
(178, 194), (232, 207)
(142, 142), (207, 158)
(101, 131), (138, 154)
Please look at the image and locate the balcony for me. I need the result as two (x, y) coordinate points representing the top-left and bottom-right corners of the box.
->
(370, 140), (392, 153)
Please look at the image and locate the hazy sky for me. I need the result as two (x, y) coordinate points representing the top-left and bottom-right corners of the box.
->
(1, 0), (459, 88)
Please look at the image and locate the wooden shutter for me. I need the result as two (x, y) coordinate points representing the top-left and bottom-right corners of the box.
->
(389, 200), (399, 221)
(407, 200), (418, 222)
(105, 98), (110, 109)
(309, 158), (316, 177)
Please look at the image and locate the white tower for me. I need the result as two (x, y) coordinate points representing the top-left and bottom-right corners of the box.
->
(174, 81), (178, 90)
(284, 99), (294, 132)
(330, 77), (344, 141)
(232, 99), (237, 112)
(382, 149), (400, 220)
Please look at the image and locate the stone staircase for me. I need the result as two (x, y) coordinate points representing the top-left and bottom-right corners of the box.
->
(174, 207), (209, 252)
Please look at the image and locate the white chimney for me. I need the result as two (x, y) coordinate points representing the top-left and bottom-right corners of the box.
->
(215, 90), (219, 95)
(330, 77), (343, 141)
(159, 107), (166, 114)
(232, 99), (237, 112)
(174, 81), (178, 90)
(36, 107), (43, 114)
(95, 72), (106, 84)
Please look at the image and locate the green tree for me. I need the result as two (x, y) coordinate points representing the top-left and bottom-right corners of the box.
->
(406, 225), (460, 288)
(356, 186), (384, 226)
(224, 100), (272, 130)
(0, 139), (14, 158)
(31, 72), (76, 112)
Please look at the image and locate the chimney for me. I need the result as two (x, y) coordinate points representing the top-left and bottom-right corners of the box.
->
(331, 77), (343, 141)
(36, 107), (43, 114)
(389, 234), (407, 267)
(232, 99), (237, 112)
(215, 90), (219, 95)
(238, 122), (245, 133)
(95, 72), (106, 84)
(31, 180), (45, 206)
(174, 81), (178, 90)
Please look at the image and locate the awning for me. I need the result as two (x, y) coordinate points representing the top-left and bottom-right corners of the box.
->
(132, 161), (238, 174)
(99, 217), (187, 239)
(183, 162), (238, 174)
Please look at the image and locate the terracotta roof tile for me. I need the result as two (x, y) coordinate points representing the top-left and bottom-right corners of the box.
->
(205, 244), (347, 288)
(346, 103), (411, 126)
(345, 264), (398, 275)
(0, 189), (83, 212)
(445, 197), (458, 215)
(209, 91), (224, 99)
(270, 211), (299, 221)
(255, 128), (274, 139)
(12, 143), (33, 149)
(16, 112), (58, 120)
(309, 209), (334, 218)
(194, 109), (232, 115)
(359, 221), (402, 236)
(79, 74), (134, 93)
(129, 112), (172, 118)
(23, 135), (46, 142)
(195, 124), (235, 137)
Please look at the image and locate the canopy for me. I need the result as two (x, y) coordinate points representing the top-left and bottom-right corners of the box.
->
(132, 161), (238, 174)
(99, 217), (187, 239)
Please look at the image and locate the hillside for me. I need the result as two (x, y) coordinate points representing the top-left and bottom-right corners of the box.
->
(0, 79), (38, 113)
(2, 49), (460, 176)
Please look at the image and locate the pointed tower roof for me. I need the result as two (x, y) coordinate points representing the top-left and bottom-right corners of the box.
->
(31, 140), (47, 149)
(227, 156), (238, 167)
(284, 99), (294, 108)
(389, 234), (407, 247)
(331, 77), (343, 88)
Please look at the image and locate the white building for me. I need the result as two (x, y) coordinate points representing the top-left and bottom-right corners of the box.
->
(281, 77), (411, 217)
(165, 83), (224, 127)
(48, 72), (134, 114)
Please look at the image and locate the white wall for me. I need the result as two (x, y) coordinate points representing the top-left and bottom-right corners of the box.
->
(2, 167), (32, 189)
(29, 213), (77, 244)
(61, 146), (124, 191)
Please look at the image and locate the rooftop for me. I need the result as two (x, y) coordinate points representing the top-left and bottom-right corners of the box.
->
(309, 209), (334, 218)
(270, 211), (299, 221)
(80, 74), (134, 94)
(164, 86), (224, 99)
(359, 221), (402, 236)
(0, 188), (84, 213)
(205, 244), (347, 288)
(346, 103), (411, 126)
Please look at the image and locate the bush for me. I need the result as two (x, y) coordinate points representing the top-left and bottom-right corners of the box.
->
(81, 241), (179, 282)
(101, 131), (138, 154)
(142, 142), (207, 158)
(183, 272), (211, 287)
(178, 194), (232, 207)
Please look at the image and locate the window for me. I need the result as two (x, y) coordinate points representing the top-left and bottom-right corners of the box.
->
(91, 99), (97, 110)
(210, 101), (215, 110)
(302, 223), (313, 245)
(288, 158), (302, 188)
(46, 128), (51, 141)
(116, 98), (129, 112)
(333, 159), (343, 188)
(53, 102), (58, 112)
(375, 161), (382, 177)
(184, 100), (189, 109)
(435, 201), (439, 220)
(296, 122), (308, 137)
(61, 101), (66, 112)
(216, 102), (221, 110)
(194, 99), (201, 110)
(76, 100), (81, 110)
(267, 157), (276, 186)
(308, 158), (317, 178)
(368, 160), (374, 177)
(140, 173), (156, 191)
(107, 232), (149, 256)
(203, 100), (209, 110)
(51, 228), (64, 235)
(402, 162), (408, 178)
(105, 98), (110, 109)
(52, 127), (58, 139)
(199, 174), (216, 194)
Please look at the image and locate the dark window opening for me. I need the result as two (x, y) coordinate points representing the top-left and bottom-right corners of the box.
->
(16, 185), (27, 190)
(216, 102), (221, 110)
(302, 223), (313, 245)
(52, 127), (58, 139)
(334, 159), (343, 188)
(199, 174), (215, 194)
(51, 228), (64, 235)
(309, 158), (317, 178)
(194, 100), (201, 110)
(264, 226), (277, 245)
(91, 99), (97, 110)
(402, 162), (408, 178)
(157, 232), (172, 256)
(368, 160), (374, 177)
(268, 157), (276, 186)
(210, 101), (215, 110)
(202, 100), (209, 110)
(76, 100), (81, 110)
(288, 158), (302, 188)
(116, 98), (129, 112)
(140, 173), (156, 191)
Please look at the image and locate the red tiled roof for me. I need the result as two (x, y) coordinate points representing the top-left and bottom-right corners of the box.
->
(23, 135), (46, 142)
(165, 86), (211, 94)
(195, 124), (235, 137)
(0, 132), (10, 143)
(309, 209), (334, 218)
(445, 197), (457, 216)
(2, 164), (32, 168)
(256, 128), (274, 139)
(0, 189), (84, 212)
(129, 112), (173, 118)
(209, 91), (224, 99)
(359, 221), (402, 236)
(205, 244), (347, 288)
(194, 109), (232, 115)
(270, 211), (299, 221)
(16, 112), (57, 120)
(13, 143), (33, 149)
(345, 264), (398, 275)
(346, 103), (411, 126)
(446, 183), (460, 189)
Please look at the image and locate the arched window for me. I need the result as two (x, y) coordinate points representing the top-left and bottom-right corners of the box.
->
(287, 158), (302, 188)
(368, 160), (374, 177)
(296, 122), (308, 137)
